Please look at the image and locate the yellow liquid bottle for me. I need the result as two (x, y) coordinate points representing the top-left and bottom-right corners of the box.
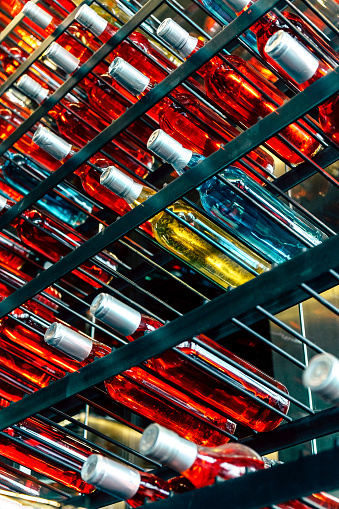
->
(100, 167), (271, 289)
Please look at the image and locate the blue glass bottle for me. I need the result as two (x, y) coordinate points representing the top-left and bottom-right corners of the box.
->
(147, 130), (326, 265)
(1, 152), (92, 228)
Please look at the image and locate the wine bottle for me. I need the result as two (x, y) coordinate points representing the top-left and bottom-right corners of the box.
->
(100, 166), (272, 287)
(81, 454), (171, 507)
(108, 57), (274, 181)
(12, 207), (117, 289)
(0, 416), (95, 493)
(265, 31), (339, 144)
(140, 423), (339, 509)
(16, 74), (152, 174)
(140, 423), (265, 488)
(91, 293), (290, 432)
(0, 462), (41, 496)
(0, 232), (29, 272)
(0, 261), (60, 322)
(157, 19), (321, 165)
(147, 129), (325, 265)
(31, 126), (153, 236)
(44, 322), (236, 446)
(0, 345), (51, 388)
(0, 104), (61, 172)
(21, 2), (102, 66)
(302, 353), (339, 406)
(0, 311), (107, 375)
(75, 4), (176, 81)
(1, 150), (92, 228)
(220, 0), (339, 74)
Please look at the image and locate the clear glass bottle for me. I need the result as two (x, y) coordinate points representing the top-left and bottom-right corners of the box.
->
(147, 129), (326, 265)
(91, 293), (290, 432)
(100, 166), (272, 288)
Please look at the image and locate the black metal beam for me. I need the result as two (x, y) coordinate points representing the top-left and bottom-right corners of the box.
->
(241, 407), (339, 455)
(115, 446), (339, 509)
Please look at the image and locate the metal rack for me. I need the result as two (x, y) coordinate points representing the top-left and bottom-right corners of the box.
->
(0, 0), (338, 506)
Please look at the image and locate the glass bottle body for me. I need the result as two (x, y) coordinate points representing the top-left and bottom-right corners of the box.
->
(127, 316), (289, 432)
(1, 151), (91, 227)
(181, 443), (265, 488)
(126, 472), (171, 507)
(13, 209), (116, 288)
(131, 187), (271, 289)
(196, 166), (324, 264)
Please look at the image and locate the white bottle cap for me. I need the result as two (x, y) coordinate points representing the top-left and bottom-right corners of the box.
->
(222, 0), (249, 12)
(302, 353), (339, 406)
(147, 130), (192, 172)
(108, 58), (150, 96)
(90, 293), (141, 336)
(75, 5), (108, 37)
(157, 19), (198, 58)
(100, 167), (143, 204)
(44, 323), (93, 362)
(16, 75), (48, 104)
(33, 127), (72, 160)
(44, 43), (80, 74)
(22, 2), (53, 30)
(139, 424), (197, 473)
(265, 30), (319, 84)
(0, 196), (8, 212)
(81, 455), (140, 499)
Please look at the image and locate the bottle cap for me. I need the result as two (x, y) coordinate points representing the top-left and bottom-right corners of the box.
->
(139, 424), (197, 473)
(222, 0), (249, 12)
(302, 353), (339, 406)
(75, 5), (108, 37)
(147, 130), (192, 172)
(0, 196), (7, 212)
(100, 167), (143, 204)
(22, 2), (53, 29)
(16, 75), (49, 104)
(33, 127), (72, 160)
(44, 43), (80, 74)
(157, 19), (198, 58)
(90, 293), (141, 335)
(108, 58), (150, 96)
(265, 30), (319, 84)
(81, 455), (140, 499)
(44, 323), (93, 362)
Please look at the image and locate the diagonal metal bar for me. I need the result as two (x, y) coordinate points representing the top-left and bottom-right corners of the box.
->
(0, 233), (338, 430)
(0, 66), (338, 320)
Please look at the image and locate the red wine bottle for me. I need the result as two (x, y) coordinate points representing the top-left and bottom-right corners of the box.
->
(108, 57), (275, 182)
(81, 454), (171, 507)
(222, 0), (339, 77)
(91, 293), (289, 432)
(157, 19), (321, 165)
(265, 31), (339, 144)
(140, 423), (264, 488)
(15, 74), (152, 174)
(44, 322), (236, 446)
(31, 127), (154, 235)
